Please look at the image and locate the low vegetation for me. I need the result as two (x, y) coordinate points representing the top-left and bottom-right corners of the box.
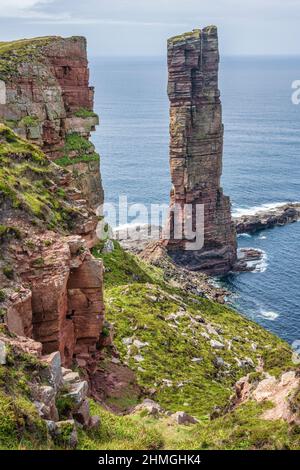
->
(93, 241), (295, 419)
(0, 124), (78, 230)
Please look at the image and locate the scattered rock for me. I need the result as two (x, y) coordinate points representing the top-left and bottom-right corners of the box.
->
(0, 340), (7, 365)
(122, 337), (133, 346)
(65, 381), (89, 408)
(73, 400), (91, 428)
(63, 372), (80, 384)
(102, 239), (114, 254)
(171, 411), (199, 426)
(213, 357), (225, 369)
(134, 399), (162, 417)
(133, 355), (144, 363)
(111, 357), (121, 365)
(89, 415), (100, 429)
(210, 339), (225, 350)
(191, 357), (203, 364)
(41, 351), (62, 390)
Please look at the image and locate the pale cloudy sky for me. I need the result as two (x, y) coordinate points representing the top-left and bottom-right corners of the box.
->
(0, 0), (300, 56)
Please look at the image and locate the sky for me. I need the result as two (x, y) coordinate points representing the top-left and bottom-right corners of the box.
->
(0, 0), (300, 56)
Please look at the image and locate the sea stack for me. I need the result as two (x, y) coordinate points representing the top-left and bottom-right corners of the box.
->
(165, 27), (237, 275)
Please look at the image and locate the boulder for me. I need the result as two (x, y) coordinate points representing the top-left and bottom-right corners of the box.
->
(41, 351), (62, 390)
(64, 380), (89, 408)
(171, 411), (199, 426)
(73, 400), (91, 428)
(210, 339), (225, 350)
(134, 399), (162, 417)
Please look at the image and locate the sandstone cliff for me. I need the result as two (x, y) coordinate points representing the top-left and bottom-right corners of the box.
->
(0, 125), (105, 367)
(165, 27), (237, 275)
(0, 36), (103, 209)
(0, 37), (106, 367)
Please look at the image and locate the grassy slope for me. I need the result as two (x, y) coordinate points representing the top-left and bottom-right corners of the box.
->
(84, 240), (300, 450)
(0, 124), (78, 230)
(0, 341), (49, 450)
(0, 240), (298, 450)
(93, 241), (294, 418)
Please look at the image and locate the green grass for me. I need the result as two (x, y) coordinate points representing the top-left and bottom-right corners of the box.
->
(74, 108), (98, 119)
(64, 133), (94, 154)
(0, 124), (79, 230)
(54, 132), (99, 167)
(20, 116), (40, 128)
(93, 241), (295, 419)
(0, 346), (49, 450)
(78, 400), (164, 450)
(0, 37), (61, 79)
(55, 152), (99, 167)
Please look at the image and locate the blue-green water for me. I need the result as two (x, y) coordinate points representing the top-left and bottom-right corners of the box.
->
(90, 56), (300, 344)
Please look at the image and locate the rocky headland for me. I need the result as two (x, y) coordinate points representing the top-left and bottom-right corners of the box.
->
(234, 202), (300, 234)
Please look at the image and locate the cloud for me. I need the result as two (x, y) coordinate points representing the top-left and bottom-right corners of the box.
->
(0, 0), (56, 19)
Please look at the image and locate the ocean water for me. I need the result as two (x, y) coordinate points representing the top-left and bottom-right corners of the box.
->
(90, 56), (300, 344)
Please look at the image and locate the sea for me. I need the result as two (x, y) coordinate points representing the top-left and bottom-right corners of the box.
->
(90, 56), (300, 345)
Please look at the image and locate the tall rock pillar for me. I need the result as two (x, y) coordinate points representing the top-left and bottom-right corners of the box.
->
(165, 27), (237, 275)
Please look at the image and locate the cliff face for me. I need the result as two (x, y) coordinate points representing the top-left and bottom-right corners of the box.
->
(165, 27), (237, 275)
(0, 36), (103, 209)
(0, 125), (105, 367)
(0, 37), (106, 367)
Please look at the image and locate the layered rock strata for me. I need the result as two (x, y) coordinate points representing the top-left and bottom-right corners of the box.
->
(0, 36), (103, 209)
(0, 39), (106, 368)
(164, 27), (237, 274)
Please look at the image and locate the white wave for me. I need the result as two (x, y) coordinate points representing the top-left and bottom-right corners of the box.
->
(240, 248), (268, 273)
(232, 201), (294, 218)
(258, 235), (267, 240)
(237, 233), (252, 238)
(259, 309), (279, 321)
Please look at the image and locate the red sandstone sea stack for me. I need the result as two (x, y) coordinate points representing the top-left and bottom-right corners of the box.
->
(164, 27), (237, 275)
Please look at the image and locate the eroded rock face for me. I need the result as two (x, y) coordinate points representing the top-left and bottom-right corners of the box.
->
(6, 233), (105, 367)
(0, 38), (106, 368)
(0, 36), (103, 210)
(164, 27), (237, 275)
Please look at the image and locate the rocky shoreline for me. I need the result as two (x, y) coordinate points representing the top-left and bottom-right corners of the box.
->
(234, 202), (300, 234)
